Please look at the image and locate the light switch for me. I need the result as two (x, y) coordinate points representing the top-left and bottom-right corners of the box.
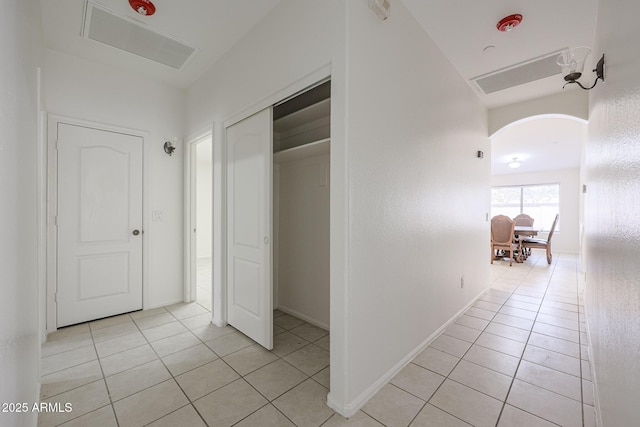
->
(152, 211), (164, 222)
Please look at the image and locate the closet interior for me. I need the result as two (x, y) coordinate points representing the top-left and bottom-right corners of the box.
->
(272, 80), (330, 330)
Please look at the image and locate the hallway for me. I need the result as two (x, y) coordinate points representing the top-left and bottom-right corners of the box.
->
(39, 251), (593, 426)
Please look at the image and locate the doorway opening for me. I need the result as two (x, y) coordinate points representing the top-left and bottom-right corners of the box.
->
(186, 134), (213, 310)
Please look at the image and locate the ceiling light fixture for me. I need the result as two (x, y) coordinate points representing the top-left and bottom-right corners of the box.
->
(508, 157), (521, 169)
(497, 14), (523, 32)
(129, 0), (156, 16)
(557, 47), (605, 90)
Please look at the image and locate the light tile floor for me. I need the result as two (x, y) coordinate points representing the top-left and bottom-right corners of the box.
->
(39, 251), (595, 426)
(196, 257), (212, 311)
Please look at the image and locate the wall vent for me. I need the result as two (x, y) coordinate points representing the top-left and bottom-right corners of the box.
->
(82, 2), (195, 70)
(471, 50), (566, 94)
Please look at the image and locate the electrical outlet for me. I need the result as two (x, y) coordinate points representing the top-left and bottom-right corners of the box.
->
(461, 276), (465, 288)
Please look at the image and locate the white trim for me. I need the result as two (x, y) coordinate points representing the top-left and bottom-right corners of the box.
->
(36, 67), (47, 344)
(327, 289), (489, 417)
(46, 114), (148, 332)
(223, 65), (331, 128)
(38, 109), (47, 341)
(581, 275), (601, 427)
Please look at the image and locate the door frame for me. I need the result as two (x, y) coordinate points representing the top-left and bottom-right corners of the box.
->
(214, 66), (331, 327)
(46, 115), (148, 332)
(184, 130), (213, 304)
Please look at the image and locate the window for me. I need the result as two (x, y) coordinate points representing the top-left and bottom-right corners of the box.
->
(491, 184), (560, 231)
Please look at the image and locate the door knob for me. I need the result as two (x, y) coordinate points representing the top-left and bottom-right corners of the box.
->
(132, 229), (140, 236)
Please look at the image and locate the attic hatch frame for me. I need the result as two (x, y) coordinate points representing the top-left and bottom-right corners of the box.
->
(471, 49), (567, 95)
(81, 0), (197, 70)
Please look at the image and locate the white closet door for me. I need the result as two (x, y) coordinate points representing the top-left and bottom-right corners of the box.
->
(226, 108), (273, 349)
(57, 123), (143, 327)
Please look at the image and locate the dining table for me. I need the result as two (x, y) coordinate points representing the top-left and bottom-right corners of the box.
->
(514, 226), (538, 237)
(513, 226), (539, 261)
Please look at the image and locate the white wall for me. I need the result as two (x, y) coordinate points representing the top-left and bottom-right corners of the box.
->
(0, 0), (43, 425)
(277, 154), (330, 328)
(185, 0), (348, 406)
(342, 0), (490, 410)
(491, 169), (580, 253)
(44, 49), (186, 310)
(489, 90), (588, 136)
(585, 0), (640, 424)
(196, 142), (212, 258)
(187, 0), (491, 414)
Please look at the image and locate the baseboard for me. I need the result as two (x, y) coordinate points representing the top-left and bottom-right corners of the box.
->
(328, 289), (489, 418)
(581, 280), (602, 427)
(277, 305), (329, 331)
(33, 381), (42, 427)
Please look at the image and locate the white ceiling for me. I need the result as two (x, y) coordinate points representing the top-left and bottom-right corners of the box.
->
(401, 0), (598, 175)
(39, 1), (598, 175)
(402, 0), (599, 109)
(491, 116), (587, 175)
(40, 0), (282, 88)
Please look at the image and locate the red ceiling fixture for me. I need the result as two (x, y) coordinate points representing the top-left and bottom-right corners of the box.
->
(129, 0), (156, 16)
(496, 14), (522, 32)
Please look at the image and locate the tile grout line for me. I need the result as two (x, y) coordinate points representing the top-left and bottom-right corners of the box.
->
(148, 308), (327, 426)
(119, 308), (208, 427)
(492, 255), (552, 425)
(87, 313), (133, 427)
(41, 303), (329, 425)
(495, 255), (586, 426)
(401, 262), (534, 426)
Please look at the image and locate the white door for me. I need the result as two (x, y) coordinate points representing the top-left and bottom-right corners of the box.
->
(57, 123), (143, 327)
(226, 108), (273, 349)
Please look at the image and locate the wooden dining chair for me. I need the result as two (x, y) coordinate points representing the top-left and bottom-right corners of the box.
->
(513, 213), (535, 226)
(522, 214), (559, 264)
(490, 215), (520, 266)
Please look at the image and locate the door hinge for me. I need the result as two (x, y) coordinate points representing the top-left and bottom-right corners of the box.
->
(54, 215), (58, 226)
(54, 292), (57, 302)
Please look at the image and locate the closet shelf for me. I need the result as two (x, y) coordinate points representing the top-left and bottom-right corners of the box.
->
(274, 138), (330, 163)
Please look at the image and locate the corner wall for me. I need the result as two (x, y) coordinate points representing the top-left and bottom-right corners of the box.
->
(584, 0), (640, 424)
(44, 49), (186, 310)
(0, 1), (43, 425)
(342, 0), (490, 409)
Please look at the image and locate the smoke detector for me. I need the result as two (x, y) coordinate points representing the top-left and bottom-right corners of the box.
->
(497, 14), (522, 32)
(129, 0), (155, 16)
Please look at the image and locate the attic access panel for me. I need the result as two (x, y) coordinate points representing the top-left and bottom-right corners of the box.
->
(83, 2), (196, 70)
(472, 50), (566, 94)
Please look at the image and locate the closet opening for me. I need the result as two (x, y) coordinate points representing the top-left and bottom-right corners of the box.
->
(223, 78), (330, 366)
(272, 80), (331, 341)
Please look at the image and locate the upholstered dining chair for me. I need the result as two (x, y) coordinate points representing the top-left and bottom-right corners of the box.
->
(522, 214), (559, 265)
(513, 213), (535, 226)
(513, 213), (535, 256)
(490, 215), (520, 266)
